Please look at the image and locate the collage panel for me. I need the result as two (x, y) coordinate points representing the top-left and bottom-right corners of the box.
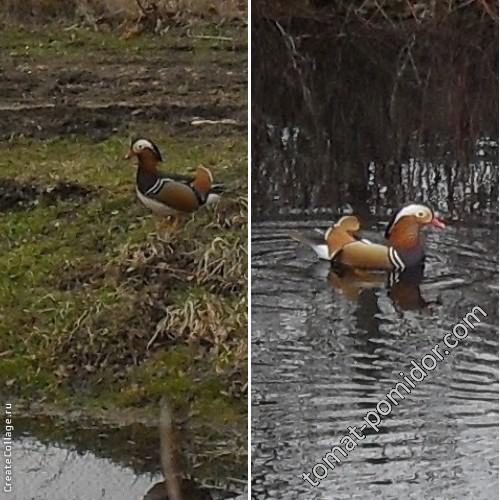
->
(251, 2), (498, 499)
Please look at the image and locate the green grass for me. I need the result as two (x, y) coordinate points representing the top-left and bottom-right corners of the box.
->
(0, 133), (247, 436)
(1, 25), (246, 64)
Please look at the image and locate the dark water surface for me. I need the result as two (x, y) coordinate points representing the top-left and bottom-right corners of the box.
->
(251, 219), (498, 499)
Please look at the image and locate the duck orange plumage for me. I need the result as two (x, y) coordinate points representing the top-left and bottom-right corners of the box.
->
(291, 204), (445, 271)
(326, 204), (445, 270)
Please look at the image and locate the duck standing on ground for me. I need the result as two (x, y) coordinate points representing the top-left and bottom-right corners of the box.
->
(125, 138), (220, 232)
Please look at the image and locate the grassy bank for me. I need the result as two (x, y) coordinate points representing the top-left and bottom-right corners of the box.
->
(0, 132), (247, 421)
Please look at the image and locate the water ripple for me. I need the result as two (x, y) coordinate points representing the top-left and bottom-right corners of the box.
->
(252, 220), (498, 500)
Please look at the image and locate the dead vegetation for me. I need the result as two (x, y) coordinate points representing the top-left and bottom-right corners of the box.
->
(253, 0), (497, 146)
(254, 0), (498, 24)
(252, 0), (498, 217)
(49, 197), (247, 398)
(0, 0), (246, 32)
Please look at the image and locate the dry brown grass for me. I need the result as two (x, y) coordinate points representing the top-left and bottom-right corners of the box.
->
(0, 0), (246, 27)
(46, 197), (247, 397)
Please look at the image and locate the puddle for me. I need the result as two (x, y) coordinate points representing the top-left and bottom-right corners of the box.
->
(11, 416), (246, 500)
(13, 435), (162, 500)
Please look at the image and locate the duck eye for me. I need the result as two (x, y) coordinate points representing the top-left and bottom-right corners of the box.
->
(417, 211), (425, 218)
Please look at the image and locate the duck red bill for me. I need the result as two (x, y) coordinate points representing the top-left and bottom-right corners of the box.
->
(431, 217), (446, 228)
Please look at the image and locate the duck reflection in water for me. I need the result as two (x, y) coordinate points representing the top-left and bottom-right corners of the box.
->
(328, 265), (429, 311)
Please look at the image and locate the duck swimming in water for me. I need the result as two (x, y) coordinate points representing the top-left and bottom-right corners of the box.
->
(291, 204), (445, 271)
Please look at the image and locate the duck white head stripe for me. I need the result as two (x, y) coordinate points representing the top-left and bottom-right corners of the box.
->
(132, 139), (155, 153)
(385, 204), (433, 237)
(131, 138), (163, 161)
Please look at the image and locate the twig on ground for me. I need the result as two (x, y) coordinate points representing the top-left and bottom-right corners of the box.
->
(188, 34), (233, 41)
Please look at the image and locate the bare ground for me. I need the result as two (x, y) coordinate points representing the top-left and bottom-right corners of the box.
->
(0, 27), (246, 139)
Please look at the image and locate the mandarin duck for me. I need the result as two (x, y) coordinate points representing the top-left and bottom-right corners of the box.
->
(291, 204), (445, 271)
(125, 138), (220, 231)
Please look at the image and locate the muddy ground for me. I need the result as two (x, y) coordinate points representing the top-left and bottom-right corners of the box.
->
(0, 27), (246, 139)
